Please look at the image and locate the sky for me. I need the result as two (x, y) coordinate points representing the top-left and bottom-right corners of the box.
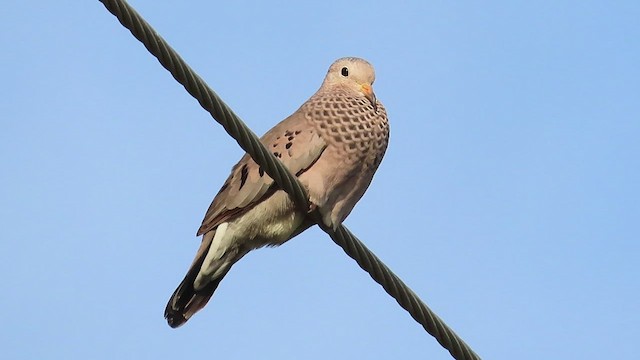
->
(1, 1), (638, 359)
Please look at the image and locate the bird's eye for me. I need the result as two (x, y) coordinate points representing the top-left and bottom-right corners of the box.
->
(341, 67), (349, 77)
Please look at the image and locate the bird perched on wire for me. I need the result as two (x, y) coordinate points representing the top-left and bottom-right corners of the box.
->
(165, 57), (390, 328)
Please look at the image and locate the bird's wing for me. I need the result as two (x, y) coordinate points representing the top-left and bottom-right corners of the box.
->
(197, 111), (327, 235)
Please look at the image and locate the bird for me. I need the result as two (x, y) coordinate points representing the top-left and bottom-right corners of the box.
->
(165, 57), (390, 328)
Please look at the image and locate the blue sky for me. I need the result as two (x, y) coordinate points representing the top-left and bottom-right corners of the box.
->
(1, 1), (638, 359)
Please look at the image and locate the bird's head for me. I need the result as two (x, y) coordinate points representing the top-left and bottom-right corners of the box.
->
(322, 57), (377, 111)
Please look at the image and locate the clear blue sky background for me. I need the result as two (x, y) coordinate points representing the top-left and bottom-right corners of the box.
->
(2, 1), (638, 359)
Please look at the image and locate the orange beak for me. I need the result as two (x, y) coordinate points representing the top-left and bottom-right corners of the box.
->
(361, 84), (377, 112)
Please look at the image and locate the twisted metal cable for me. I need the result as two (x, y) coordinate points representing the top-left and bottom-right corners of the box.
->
(322, 225), (480, 360)
(98, 1), (481, 359)
(98, 0), (311, 211)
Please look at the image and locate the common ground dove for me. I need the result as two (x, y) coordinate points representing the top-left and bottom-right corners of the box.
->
(165, 57), (390, 328)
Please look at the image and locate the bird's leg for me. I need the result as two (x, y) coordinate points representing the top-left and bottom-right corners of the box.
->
(306, 200), (331, 230)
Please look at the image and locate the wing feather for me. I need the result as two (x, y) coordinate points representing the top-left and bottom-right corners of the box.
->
(197, 112), (326, 235)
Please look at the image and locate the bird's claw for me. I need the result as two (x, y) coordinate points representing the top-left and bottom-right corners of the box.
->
(308, 202), (318, 214)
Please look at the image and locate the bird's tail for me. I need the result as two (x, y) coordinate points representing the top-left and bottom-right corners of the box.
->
(164, 231), (230, 328)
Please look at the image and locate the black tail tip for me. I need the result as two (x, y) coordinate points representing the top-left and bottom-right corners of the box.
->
(165, 311), (187, 328)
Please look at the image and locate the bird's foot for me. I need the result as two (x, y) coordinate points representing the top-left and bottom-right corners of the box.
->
(308, 201), (318, 214)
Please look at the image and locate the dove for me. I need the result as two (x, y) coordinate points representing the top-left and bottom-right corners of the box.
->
(165, 57), (390, 328)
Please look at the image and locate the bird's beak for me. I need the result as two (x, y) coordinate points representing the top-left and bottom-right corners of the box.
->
(361, 83), (378, 112)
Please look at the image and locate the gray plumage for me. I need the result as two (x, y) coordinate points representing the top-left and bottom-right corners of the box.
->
(165, 57), (389, 328)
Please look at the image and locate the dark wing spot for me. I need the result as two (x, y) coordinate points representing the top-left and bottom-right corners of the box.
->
(294, 130), (301, 135)
(239, 164), (249, 190)
(273, 151), (281, 158)
(284, 130), (293, 137)
(285, 142), (292, 149)
(272, 143), (278, 148)
(259, 167), (265, 177)
(287, 136), (294, 141)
